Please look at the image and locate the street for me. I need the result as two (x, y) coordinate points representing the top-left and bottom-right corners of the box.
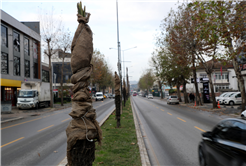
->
(1, 99), (115, 166)
(131, 96), (224, 166)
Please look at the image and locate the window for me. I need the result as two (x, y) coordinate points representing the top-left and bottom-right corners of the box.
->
(42, 70), (49, 82)
(1, 25), (8, 47)
(215, 73), (228, 80)
(214, 85), (229, 92)
(1, 52), (8, 74)
(13, 31), (20, 52)
(33, 41), (38, 59)
(25, 60), (30, 77)
(4, 87), (13, 101)
(24, 37), (29, 56)
(34, 62), (38, 79)
(13, 56), (20, 76)
(200, 73), (207, 78)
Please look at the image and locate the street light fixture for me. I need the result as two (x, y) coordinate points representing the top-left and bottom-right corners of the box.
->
(109, 46), (137, 79)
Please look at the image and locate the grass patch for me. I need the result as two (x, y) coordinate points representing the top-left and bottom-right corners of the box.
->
(93, 99), (141, 166)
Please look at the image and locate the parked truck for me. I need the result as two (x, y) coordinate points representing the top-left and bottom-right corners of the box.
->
(17, 81), (50, 109)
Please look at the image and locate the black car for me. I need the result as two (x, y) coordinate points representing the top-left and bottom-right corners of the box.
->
(198, 118), (246, 166)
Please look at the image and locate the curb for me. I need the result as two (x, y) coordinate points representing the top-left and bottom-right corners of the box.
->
(1, 117), (24, 124)
(57, 108), (115, 166)
(130, 98), (151, 166)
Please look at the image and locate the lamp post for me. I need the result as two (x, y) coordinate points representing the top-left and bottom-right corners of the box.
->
(109, 46), (137, 80)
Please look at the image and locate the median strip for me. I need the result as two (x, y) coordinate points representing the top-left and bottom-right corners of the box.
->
(38, 125), (54, 132)
(194, 126), (205, 132)
(1, 137), (25, 148)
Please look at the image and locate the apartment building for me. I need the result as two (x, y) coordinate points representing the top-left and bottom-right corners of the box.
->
(1, 10), (41, 106)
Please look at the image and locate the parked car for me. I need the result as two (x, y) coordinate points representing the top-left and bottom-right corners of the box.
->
(167, 95), (179, 104)
(112, 94), (115, 99)
(95, 92), (104, 101)
(108, 93), (113, 99)
(215, 92), (232, 103)
(223, 92), (242, 105)
(148, 94), (153, 99)
(198, 118), (246, 166)
(241, 110), (246, 118)
(219, 92), (235, 105)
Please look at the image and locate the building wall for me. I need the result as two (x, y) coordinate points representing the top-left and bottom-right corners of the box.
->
(1, 10), (41, 106)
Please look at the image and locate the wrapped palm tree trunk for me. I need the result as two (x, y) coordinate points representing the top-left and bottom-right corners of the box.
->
(66, 4), (102, 166)
(123, 79), (126, 107)
(115, 72), (121, 128)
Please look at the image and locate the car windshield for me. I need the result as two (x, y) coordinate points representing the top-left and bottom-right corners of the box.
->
(97, 94), (103, 96)
(148, 94), (152, 96)
(228, 93), (235, 97)
(18, 91), (34, 97)
(220, 93), (228, 97)
(224, 93), (233, 97)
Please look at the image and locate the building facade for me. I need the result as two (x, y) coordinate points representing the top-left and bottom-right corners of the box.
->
(1, 10), (41, 106)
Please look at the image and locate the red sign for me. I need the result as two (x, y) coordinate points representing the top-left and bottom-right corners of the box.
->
(240, 64), (246, 71)
(53, 89), (58, 92)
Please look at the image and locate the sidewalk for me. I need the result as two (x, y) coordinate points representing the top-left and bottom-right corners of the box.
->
(1, 103), (72, 124)
(155, 96), (242, 118)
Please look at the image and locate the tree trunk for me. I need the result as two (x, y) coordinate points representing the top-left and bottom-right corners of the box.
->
(207, 72), (217, 108)
(115, 95), (121, 128)
(232, 57), (246, 112)
(192, 56), (202, 106)
(183, 81), (189, 103)
(228, 38), (246, 112)
(176, 84), (181, 102)
(61, 57), (64, 106)
(69, 140), (95, 166)
(158, 80), (163, 99)
(49, 55), (53, 108)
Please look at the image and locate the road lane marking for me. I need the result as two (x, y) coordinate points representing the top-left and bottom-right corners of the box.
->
(38, 125), (54, 132)
(62, 118), (71, 122)
(194, 126), (205, 132)
(1, 137), (24, 148)
(161, 109), (165, 111)
(156, 107), (159, 109)
(1, 117), (42, 130)
(177, 117), (186, 122)
(167, 112), (172, 115)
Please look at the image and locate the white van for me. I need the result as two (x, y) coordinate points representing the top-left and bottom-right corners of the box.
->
(95, 92), (104, 101)
(219, 92), (235, 105)
(223, 92), (241, 105)
(216, 92), (232, 103)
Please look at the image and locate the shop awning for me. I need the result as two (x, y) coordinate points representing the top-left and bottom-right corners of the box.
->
(1, 79), (21, 87)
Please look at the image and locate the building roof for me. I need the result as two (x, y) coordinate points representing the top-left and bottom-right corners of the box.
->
(1, 10), (41, 41)
(197, 59), (234, 70)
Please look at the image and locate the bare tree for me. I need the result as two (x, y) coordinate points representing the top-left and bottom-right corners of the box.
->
(57, 28), (72, 106)
(39, 7), (62, 108)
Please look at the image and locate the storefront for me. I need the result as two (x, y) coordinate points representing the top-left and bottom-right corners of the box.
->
(1, 79), (21, 106)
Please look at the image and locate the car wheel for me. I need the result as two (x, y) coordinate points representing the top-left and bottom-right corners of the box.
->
(229, 101), (234, 106)
(199, 147), (207, 166)
(35, 103), (38, 109)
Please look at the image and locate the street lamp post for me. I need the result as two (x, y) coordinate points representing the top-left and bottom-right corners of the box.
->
(110, 47), (137, 80)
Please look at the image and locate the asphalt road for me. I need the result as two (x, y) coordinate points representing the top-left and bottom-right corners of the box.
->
(1, 99), (115, 166)
(131, 96), (224, 166)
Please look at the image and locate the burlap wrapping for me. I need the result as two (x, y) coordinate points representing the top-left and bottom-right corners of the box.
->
(115, 71), (120, 96)
(66, 13), (102, 166)
(71, 14), (93, 74)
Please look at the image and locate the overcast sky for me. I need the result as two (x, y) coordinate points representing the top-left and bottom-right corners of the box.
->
(2, 0), (179, 83)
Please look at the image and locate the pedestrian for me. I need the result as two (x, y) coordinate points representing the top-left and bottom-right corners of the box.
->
(189, 93), (192, 103)
(191, 93), (195, 103)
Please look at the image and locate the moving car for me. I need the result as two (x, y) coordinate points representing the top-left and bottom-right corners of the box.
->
(167, 95), (179, 104)
(148, 94), (153, 99)
(198, 118), (246, 166)
(95, 92), (104, 101)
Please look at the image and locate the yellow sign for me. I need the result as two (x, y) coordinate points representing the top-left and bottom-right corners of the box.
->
(152, 90), (154, 92)
(1, 79), (21, 87)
